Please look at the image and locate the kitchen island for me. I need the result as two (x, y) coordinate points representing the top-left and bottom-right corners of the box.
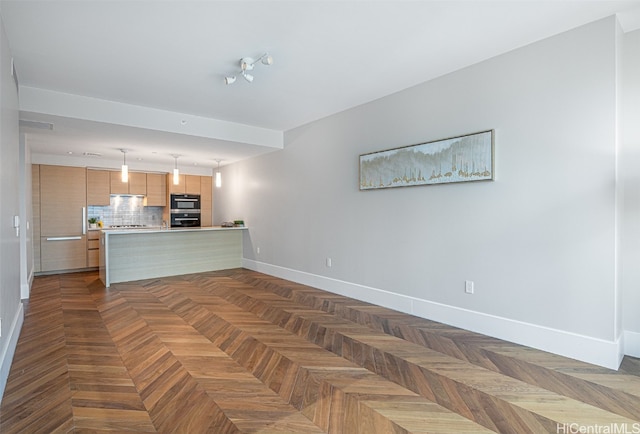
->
(99, 226), (246, 287)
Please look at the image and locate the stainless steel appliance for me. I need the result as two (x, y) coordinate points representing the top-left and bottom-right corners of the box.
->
(170, 194), (201, 227)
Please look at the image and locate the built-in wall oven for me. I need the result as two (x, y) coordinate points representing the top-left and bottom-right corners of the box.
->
(170, 194), (201, 227)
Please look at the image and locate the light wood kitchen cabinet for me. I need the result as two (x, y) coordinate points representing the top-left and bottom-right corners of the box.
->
(87, 230), (100, 267)
(167, 174), (201, 194)
(145, 173), (166, 206)
(110, 171), (147, 195)
(165, 174), (208, 225)
(167, 173), (186, 194)
(40, 165), (87, 237)
(41, 237), (88, 271)
(38, 165), (88, 272)
(201, 175), (212, 226)
(129, 172), (147, 195)
(87, 169), (111, 205)
(185, 175), (201, 195)
(110, 171), (129, 194)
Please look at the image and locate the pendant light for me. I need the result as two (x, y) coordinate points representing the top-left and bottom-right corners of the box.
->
(215, 159), (222, 188)
(171, 154), (180, 185)
(120, 149), (128, 183)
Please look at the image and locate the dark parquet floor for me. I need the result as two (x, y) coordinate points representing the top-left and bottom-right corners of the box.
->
(1, 269), (639, 433)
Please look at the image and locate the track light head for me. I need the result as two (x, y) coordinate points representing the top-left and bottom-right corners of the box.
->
(240, 57), (255, 71)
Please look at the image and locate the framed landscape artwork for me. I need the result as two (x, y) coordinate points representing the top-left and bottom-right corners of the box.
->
(359, 130), (495, 190)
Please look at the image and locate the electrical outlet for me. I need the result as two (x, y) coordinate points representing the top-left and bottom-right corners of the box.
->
(326, 257), (332, 267)
(465, 280), (474, 294)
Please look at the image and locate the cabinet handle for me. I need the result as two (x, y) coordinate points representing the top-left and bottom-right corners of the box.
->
(82, 207), (86, 235)
(46, 236), (82, 241)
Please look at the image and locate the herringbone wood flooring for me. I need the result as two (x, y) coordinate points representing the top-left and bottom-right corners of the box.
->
(1, 269), (639, 433)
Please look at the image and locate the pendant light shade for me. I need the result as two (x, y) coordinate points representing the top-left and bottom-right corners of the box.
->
(215, 159), (222, 188)
(120, 149), (128, 183)
(172, 154), (180, 185)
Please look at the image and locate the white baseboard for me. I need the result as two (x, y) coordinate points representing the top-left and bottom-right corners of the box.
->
(0, 302), (24, 400)
(243, 259), (623, 370)
(20, 283), (29, 300)
(624, 330), (640, 358)
(20, 269), (34, 300)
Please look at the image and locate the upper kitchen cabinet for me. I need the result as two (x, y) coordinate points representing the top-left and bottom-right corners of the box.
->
(145, 173), (166, 206)
(185, 175), (201, 195)
(87, 169), (111, 205)
(110, 171), (128, 194)
(167, 174), (200, 195)
(129, 172), (147, 195)
(110, 171), (147, 195)
(167, 173), (186, 194)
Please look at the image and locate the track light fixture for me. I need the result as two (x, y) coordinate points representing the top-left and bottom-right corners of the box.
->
(225, 53), (273, 85)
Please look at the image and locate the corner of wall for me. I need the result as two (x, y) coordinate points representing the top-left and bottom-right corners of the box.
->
(625, 331), (640, 358)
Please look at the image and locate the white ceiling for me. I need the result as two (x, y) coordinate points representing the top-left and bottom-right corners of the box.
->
(2, 0), (640, 170)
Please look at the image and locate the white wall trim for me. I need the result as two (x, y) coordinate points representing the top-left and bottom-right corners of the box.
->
(624, 330), (640, 358)
(243, 259), (623, 370)
(20, 269), (33, 300)
(20, 283), (29, 300)
(0, 303), (24, 400)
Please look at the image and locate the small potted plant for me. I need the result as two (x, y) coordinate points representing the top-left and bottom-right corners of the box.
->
(88, 217), (98, 229)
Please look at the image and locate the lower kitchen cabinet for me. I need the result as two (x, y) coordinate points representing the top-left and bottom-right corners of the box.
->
(40, 235), (87, 272)
(87, 230), (100, 267)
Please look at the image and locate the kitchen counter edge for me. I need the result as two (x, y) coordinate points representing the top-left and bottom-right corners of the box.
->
(101, 226), (248, 235)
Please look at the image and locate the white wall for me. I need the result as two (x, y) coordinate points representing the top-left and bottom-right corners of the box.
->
(620, 28), (640, 357)
(0, 13), (24, 398)
(216, 17), (625, 368)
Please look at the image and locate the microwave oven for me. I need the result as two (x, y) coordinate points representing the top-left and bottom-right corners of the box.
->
(170, 194), (201, 227)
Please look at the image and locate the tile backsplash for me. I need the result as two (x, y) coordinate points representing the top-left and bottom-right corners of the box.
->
(88, 195), (163, 227)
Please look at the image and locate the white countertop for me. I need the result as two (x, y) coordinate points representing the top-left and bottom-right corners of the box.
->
(101, 226), (247, 235)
